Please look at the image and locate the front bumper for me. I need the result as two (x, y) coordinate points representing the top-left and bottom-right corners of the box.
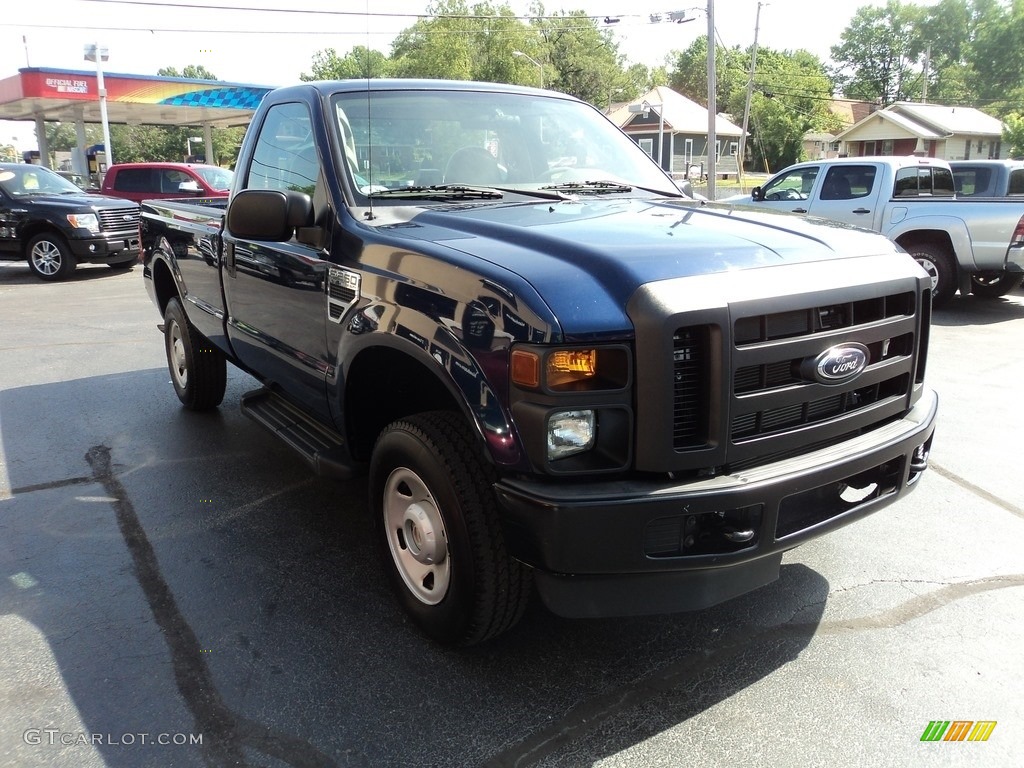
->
(69, 233), (141, 264)
(495, 387), (938, 618)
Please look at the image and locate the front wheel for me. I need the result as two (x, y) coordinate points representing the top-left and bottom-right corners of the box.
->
(26, 233), (76, 281)
(907, 244), (956, 307)
(970, 270), (1023, 298)
(370, 411), (531, 646)
(163, 297), (227, 410)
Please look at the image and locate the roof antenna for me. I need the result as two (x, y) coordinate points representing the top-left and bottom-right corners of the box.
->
(364, 0), (374, 221)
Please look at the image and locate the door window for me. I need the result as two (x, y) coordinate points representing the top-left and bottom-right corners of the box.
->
(819, 165), (876, 200)
(244, 102), (320, 196)
(761, 166), (819, 201)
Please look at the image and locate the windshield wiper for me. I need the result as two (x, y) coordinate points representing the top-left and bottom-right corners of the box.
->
(366, 184), (503, 201)
(538, 180), (633, 194)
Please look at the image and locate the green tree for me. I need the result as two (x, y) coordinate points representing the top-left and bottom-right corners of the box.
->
(738, 49), (841, 170)
(532, 10), (627, 103)
(300, 46), (392, 80)
(390, 0), (478, 80)
(1004, 112), (1024, 157)
(830, 0), (927, 105)
(157, 65), (218, 80)
(964, 0), (1024, 117)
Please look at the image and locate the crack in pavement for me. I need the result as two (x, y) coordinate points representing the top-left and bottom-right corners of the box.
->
(484, 573), (1024, 767)
(928, 460), (1024, 520)
(85, 444), (338, 768)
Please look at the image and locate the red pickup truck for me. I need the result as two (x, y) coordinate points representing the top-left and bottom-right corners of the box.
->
(100, 162), (233, 203)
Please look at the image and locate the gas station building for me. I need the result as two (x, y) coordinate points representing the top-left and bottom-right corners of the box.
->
(0, 66), (273, 176)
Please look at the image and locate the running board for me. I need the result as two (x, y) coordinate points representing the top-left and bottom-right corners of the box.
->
(240, 388), (354, 479)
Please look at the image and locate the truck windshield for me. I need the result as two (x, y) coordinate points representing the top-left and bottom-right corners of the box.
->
(331, 88), (680, 200)
(0, 166), (85, 197)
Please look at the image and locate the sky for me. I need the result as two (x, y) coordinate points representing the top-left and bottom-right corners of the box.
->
(0, 0), (942, 151)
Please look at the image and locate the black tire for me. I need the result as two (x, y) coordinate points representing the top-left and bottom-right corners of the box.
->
(26, 232), (76, 281)
(970, 270), (1024, 298)
(907, 243), (956, 307)
(163, 297), (227, 410)
(370, 411), (531, 646)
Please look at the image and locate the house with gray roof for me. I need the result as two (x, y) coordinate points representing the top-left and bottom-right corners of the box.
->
(608, 86), (744, 177)
(835, 102), (1006, 160)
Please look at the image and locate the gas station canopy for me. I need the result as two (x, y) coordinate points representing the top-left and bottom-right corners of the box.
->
(0, 67), (273, 128)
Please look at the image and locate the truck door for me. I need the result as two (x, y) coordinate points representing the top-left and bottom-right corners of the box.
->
(221, 101), (332, 420)
(807, 164), (882, 229)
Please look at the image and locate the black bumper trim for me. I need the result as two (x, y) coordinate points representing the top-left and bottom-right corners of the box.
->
(495, 388), (937, 612)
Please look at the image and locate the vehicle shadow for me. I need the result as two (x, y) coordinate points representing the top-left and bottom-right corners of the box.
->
(932, 289), (1024, 326)
(0, 369), (827, 767)
(0, 262), (137, 285)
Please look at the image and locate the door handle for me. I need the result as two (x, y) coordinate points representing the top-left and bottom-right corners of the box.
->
(792, 207), (807, 213)
(852, 208), (871, 214)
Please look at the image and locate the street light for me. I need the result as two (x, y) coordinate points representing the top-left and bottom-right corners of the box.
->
(512, 51), (544, 88)
(84, 44), (113, 171)
(629, 100), (665, 169)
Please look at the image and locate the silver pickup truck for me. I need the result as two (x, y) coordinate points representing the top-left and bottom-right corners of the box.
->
(727, 156), (1024, 305)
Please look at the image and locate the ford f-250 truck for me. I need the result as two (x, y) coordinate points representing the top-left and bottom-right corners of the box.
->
(726, 156), (1024, 305)
(141, 80), (937, 645)
(0, 162), (141, 280)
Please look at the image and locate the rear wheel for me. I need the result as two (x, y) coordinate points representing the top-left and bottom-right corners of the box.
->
(163, 297), (227, 410)
(370, 411), (531, 646)
(26, 233), (76, 281)
(907, 244), (956, 307)
(970, 270), (1023, 298)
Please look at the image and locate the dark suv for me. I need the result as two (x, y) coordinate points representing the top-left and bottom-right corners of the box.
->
(0, 163), (141, 280)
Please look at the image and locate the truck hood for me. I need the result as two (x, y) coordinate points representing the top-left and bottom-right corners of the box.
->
(382, 197), (898, 338)
(17, 193), (137, 210)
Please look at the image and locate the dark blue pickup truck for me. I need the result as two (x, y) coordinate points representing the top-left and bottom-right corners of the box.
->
(141, 80), (938, 645)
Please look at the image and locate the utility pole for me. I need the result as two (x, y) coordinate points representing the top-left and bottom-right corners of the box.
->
(921, 45), (930, 103)
(738, 1), (764, 187)
(706, 0), (716, 200)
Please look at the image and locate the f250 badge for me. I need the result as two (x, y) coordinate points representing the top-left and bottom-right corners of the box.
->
(800, 343), (869, 385)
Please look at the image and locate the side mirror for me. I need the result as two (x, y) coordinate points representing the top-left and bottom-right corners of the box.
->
(226, 189), (313, 241)
(178, 180), (202, 194)
(751, 186), (764, 201)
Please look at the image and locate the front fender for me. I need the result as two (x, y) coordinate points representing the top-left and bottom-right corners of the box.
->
(338, 327), (525, 469)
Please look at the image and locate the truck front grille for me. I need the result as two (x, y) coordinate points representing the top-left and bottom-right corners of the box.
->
(665, 288), (924, 472)
(98, 207), (141, 232)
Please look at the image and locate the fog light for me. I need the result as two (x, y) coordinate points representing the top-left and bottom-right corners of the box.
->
(547, 410), (595, 460)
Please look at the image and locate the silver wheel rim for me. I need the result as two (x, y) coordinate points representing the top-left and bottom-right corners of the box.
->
(915, 257), (939, 292)
(383, 466), (450, 605)
(169, 320), (188, 389)
(30, 240), (63, 276)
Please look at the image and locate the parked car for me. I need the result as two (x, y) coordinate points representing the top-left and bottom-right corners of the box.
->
(100, 162), (233, 203)
(950, 159), (1024, 198)
(0, 162), (140, 280)
(724, 156), (1024, 304)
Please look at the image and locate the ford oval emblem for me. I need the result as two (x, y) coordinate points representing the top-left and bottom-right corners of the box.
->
(801, 343), (869, 385)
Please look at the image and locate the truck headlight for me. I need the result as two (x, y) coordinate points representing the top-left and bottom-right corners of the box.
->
(511, 346), (628, 392)
(66, 213), (99, 232)
(547, 410), (595, 460)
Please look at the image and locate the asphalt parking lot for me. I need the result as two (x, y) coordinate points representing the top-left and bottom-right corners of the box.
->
(1, 260), (1022, 767)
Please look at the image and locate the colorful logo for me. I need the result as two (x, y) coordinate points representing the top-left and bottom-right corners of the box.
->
(920, 721), (997, 742)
